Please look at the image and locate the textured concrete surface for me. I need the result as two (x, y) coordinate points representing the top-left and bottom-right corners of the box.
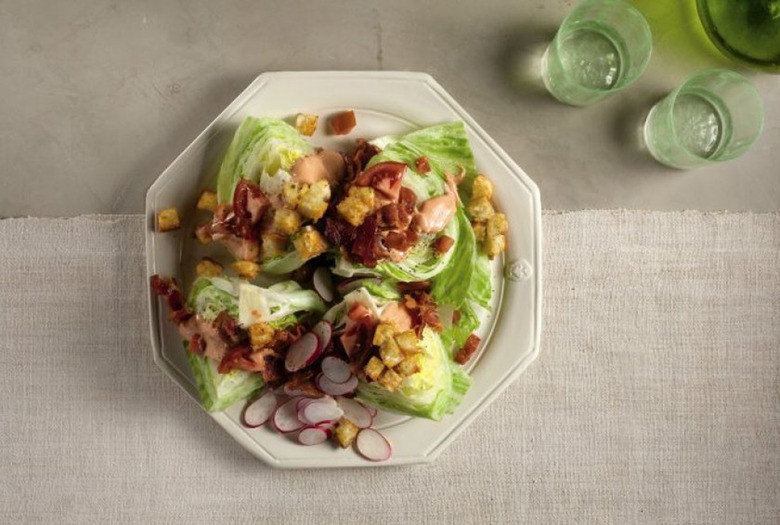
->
(1, 0), (778, 216)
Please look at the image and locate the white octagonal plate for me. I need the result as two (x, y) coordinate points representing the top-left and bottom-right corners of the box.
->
(146, 71), (542, 468)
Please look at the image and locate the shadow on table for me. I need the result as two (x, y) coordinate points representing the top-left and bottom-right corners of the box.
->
(494, 23), (558, 103)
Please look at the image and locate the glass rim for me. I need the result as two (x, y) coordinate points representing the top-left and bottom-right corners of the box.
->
(661, 68), (765, 164)
(552, 0), (654, 95)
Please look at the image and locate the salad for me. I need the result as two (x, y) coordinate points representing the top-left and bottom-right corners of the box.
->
(151, 111), (508, 461)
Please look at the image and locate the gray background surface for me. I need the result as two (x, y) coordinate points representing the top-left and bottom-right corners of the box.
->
(1, 0), (779, 217)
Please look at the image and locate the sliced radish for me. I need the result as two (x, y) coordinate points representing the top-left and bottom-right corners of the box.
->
(336, 396), (373, 429)
(285, 332), (321, 372)
(337, 277), (381, 296)
(364, 404), (378, 417)
(241, 390), (277, 428)
(301, 399), (344, 425)
(316, 373), (358, 396)
(311, 320), (333, 351)
(313, 267), (335, 303)
(272, 397), (306, 433)
(356, 428), (392, 461)
(296, 397), (318, 413)
(298, 427), (329, 446)
(321, 356), (351, 384)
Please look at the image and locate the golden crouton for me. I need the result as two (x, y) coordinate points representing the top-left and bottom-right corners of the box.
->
(372, 323), (395, 346)
(297, 180), (331, 221)
(468, 197), (495, 222)
(292, 226), (328, 260)
(378, 368), (403, 392)
(395, 356), (420, 377)
(487, 212), (508, 237)
(261, 233), (287, 259)
(196, 190), (218, 212)
(395, 330), (421, 354)
(273, 208), (302, 235)
(379, 338), (404, 368)
(364, 356), (385, 382)
(295, 113), (319, 137)
(195, 225), (213, 245)
(232, 260), (261, 280)
(282, 181), (303, 209)
(195, 257), (223, 278)
(485, 233), (507, 259)
(471, 175), (494, 201)
(157, 208), (180, 232)
(337, 186), (375, 226)
(472, 221), (486, 243)
(248, 322), (275, 349)
(335, 418), (359, 448)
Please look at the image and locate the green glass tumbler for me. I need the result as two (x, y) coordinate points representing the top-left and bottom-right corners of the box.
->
(541, 0), (653, 106)
(643, 69), (764, 169)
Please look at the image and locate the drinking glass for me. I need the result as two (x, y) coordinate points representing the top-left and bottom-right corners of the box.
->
(643, 69), (764, 169)
(541, 0), (653, 106)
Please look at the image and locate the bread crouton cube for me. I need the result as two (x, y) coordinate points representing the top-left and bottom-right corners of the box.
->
(195, 257), (223, 277)
(297, 180), (331, 221)
(248, 322), (275, 349)
(472, 221), (486, 243)
(487, 212), (508, 237)
(261, 233), (287, 259)
(471, 175), (494, 201)
(378, 368), (403, 392)
(485, 233), (507, 259)
(232, 260), (261, 280)
(364, 356), (385, 381)
(293, 226), (327, 260)
(468, 197), (495, 222)
(295, 113), (319, 137)
(157, 208), (180, 232)
(372, 323), (395, 346)
(395, 356), (420, 377)
(196, 190), (218, 212)
(282, 181), (304, 209)
(337, 186), (375, 226)
(379, 338), (404, 368)
(335, 418), (359, 448)
(273, 208), (302, 235)
(395, 330), (421, 354)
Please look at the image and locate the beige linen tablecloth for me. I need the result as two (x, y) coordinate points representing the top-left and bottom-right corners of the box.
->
(1, 211), (778, 524)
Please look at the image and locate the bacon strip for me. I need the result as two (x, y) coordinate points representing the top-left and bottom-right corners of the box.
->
(415, 156), (431, 174)
(455, 334), (481, 365)
(150, 275), (192, 324)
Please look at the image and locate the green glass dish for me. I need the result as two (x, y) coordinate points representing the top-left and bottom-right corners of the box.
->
(697, 0), (780, 73)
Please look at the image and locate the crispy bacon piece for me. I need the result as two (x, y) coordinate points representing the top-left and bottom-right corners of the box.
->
(415, 156), (431, 174)
(452, 310), (462, 324)
(150, 275), (193, 324)
(218, 344), (283, 382)
(189, 333), (206, 355)
(397, 187), (417, 227)
(398, 281), (431, 294)
(383, 231), (410, 251)
(214, 311), (245, 344)
(352, 139), (381, 172)
(402, 290), (442, 335)
(323, 216), (357, 246)
(379, 204), (400, 229)
(434, 235), (454, 254)
(329, 110), (357, 135)
(233, 180), (268, 240)
(283, 371), (323, 398)
(455, 334), (481, 365)
(350, 214), (382, 268)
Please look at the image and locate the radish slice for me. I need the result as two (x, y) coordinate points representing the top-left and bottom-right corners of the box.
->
(364, 404), (378, 417)
(336, 396), (373, 428)
(311, 321), (333, 351)
(272, 397), (306, 433)
(321, 356), (351, 384)
(356, 428), (392, 461)
(336, 277), (381, 296)
(313, 267), (335, 303)
(298, 427), (329, 446)
(316, 373), (358, 396)
(285, 332), (321, 372)
(241, 390), (277, 428)
(302, 399), (344, 425)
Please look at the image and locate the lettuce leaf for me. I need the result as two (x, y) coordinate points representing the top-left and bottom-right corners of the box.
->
(237, 280), (325, 327)
(440, 301), (480, 357)
(356, 327), (471, 421)
(187, 347), (264, 412)
(216, 116), (313, 204)
(469, 252), (492, 309)
(431, 209), (477, 309)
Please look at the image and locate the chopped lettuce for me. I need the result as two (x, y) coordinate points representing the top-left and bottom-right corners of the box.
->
(431, 209), (478, 309)
(187, 348), (264, 412)
(261, 250), (306, 275)
(217, 116), (313, 204)
(237, 280), (325, 327)
(440, 301), (480, 357)
(189, 277), (238, 320)
(469, 252), (492, 309)
(356, 327), (471, 421)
